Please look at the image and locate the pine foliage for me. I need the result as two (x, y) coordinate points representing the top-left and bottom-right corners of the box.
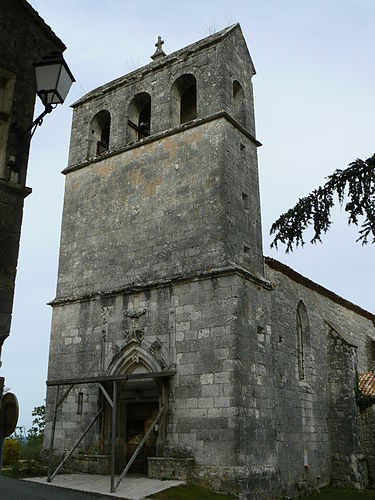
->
(270, 154), (375, 252)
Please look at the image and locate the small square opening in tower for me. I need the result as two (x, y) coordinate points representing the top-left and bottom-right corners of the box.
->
(77, 392), (83, 415)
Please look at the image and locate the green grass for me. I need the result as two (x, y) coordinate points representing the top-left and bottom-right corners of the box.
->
(1, 460), (47, 478)
(300, 487), (375, 499)
(150, 485), (375, 500)
(149, 483), (235, 499)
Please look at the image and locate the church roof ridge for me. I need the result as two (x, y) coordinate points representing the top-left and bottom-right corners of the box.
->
(71, 23), (241, 108)
(265, 256), (375, 324)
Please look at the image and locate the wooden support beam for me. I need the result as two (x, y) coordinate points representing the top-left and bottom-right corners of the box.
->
(46, 370), (175, 387)
(50, 407), (104, 482)
(110, 381), (117, 493)
(99, 383), (113, 408)
(127, 119), (149, 137)
(57, 384), (74, 409)
(47, 385), (60, 482)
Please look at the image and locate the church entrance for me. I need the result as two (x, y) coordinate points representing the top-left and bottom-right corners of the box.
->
(122, 401), (159, 474)
(47, 364), (172, 494)
(101, 365), (163, 476)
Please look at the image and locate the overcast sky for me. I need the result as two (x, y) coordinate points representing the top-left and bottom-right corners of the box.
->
(3, 0), (374, 429)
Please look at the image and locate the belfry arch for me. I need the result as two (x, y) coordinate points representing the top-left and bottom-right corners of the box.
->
(170, 73), (197, 126)
(88, 109), (111, 158)
(233, 80), (246, 127)
(127, 92), (151, 142)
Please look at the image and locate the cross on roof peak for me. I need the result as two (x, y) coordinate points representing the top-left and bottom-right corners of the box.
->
(151, 35), (166, 61)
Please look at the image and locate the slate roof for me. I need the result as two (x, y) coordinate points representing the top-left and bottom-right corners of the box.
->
(359, 372), (375, 398)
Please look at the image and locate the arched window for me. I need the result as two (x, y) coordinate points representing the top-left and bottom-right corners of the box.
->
(233, 80), (246, 127)
(170, 74), (197, 126)
(88, 110), (111, 158)
(127, 92), (151, 142)
(296, 301), (309, 380)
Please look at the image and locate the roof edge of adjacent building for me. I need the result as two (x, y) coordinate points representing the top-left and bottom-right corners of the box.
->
(265, 256), (375, 324)
(21, 0), (66, 51)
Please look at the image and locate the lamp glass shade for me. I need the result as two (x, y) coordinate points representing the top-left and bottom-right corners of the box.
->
(56, 64), (75, 102)
(33, 54), (75, 106)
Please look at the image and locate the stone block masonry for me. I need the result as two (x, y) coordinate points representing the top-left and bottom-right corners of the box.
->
(45, 23), (375, 499)
(0, 0), (65, 356)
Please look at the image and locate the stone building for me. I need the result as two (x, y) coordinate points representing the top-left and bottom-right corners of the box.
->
(0, 0), (65, 360)
(45, 25), (375, 498)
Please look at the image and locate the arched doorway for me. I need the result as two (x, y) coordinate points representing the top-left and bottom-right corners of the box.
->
(101, 346), (166, 475)
(116, 364), (160, 474)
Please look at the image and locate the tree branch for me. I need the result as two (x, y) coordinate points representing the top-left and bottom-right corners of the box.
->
(270, 154), (375, 252)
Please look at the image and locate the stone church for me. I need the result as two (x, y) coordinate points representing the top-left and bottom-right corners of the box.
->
(45, 25), (375, 498)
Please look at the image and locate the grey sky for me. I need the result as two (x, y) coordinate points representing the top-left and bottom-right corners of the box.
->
(3, 0), (374, 429)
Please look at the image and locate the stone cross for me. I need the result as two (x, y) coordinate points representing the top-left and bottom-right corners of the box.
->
(151, 35), (166, 60)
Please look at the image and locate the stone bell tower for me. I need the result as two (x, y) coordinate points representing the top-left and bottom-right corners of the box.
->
(45, 24), (271, 496)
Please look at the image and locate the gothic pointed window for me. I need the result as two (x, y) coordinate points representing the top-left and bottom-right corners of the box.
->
(296, 301), (309, 381)
(170, 74), (197, 126)
(296, 308), (304, 380)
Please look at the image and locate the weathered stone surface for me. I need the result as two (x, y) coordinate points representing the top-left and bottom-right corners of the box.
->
(0, 0), (65, 354)
(148, 457), (194, 480)
(45, 24), (375, 499)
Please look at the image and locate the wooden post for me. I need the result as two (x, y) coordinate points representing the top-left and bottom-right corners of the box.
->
(0, 376), (5, 476)
(110, 380), (117, 493)
(47, 385), (59, 482)
(161, 380), (168, 454)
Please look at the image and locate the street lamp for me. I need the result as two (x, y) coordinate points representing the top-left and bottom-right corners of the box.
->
(33, 52), (75, 108)
(10, 52), (75, 172)
(0, 52), (75, 474)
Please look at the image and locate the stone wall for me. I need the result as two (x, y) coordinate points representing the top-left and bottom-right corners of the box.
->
(45, 23), (375, 499)
(0, 0), (65, 354)
(56, 117), (263, 301)
(0, 181), (30, 346)
(46, 259), (375, 497)
(148, 457), (194, 480)
(67, 25), (256, 168)
(327, 329), (367, 488)
(56, 24), (264, 303)
(265, 260), (375, 496)
(46, 273), (244, 469)
(360, 408), (375, 487)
